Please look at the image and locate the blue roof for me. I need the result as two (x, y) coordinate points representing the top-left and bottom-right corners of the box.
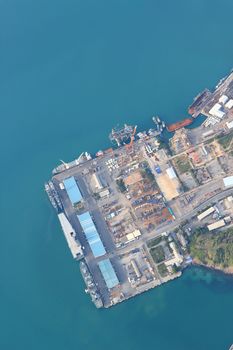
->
(77, 212), (106, 257)
(63, 177), (82, 205)
(98, 259), (119, 289)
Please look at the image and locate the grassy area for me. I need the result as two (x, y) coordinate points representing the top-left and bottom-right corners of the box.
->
(157, 263), (169, 277)
(147, 236), (163, 248)
(217, 132), (233, 150)
(150, 245), (165, 264)
(189, 227), (233, 269)
(173, 156), (192, 174)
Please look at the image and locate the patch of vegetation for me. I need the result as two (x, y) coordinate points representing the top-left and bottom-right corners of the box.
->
(157, 263), (169, 277)
(173, 156), (192, 174)
(217, 132), (233, 150)
(147, 236), (163, 248)
(150, 245), (165, 264)
(141, 167), (155, 182)
(159, 139), (172, 155)
(189, 227), (233, 269)
(116, 179), (126, 193)
(172, 265), (181, 273)
(205, 137), (215, 144)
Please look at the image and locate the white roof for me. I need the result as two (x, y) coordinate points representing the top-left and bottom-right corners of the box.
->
(126, 233), (135, 242)
(223, 176), (233, 187)
(225, 99), (233, 109)
(226, 121), (233, 129)
(219, 95), (228, 104)
(197, 207), (215, 221)
(166, 167), (177, 179)
(58, 213), (83, 258)
(209, 103), (225, 119)
(207, 220), (226, 231)
(92, 173), (103, 190)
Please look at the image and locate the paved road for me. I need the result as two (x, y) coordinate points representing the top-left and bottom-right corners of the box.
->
(110, 187), (233, 258)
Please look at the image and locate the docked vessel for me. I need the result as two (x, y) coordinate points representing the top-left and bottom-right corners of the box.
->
(188, 89), (212, 117)
(166, 118), (193, 132)
(80, 261), (103, 308)
(45, 181), (63, 212)
(52, 152), (92, 175)
(152, 116), (165, 133)
(109, 124), (135, 146)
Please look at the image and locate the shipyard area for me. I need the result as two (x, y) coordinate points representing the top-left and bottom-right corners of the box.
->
(46, 70), (233, 308)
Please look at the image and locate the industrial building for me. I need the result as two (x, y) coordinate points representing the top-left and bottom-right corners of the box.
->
(219, 95), (228, 104)
(223, 176), (233, 188)
(126, 229), (141, 242)
(225, 99), (233, 109)
(58, 213), (83, 259)
(209, 103), (225, 119)
(63, 176), (83, 205)
(98, 259), (119, 289)
(77, 212), (106, 257)
(197, 207), (215, 221)
(207, 220), (226, 231)
(91, 173), (103, 191)
(226, 121), (233, 129)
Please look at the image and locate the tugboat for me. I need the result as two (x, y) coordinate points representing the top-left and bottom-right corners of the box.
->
(80, 261), (103, 308)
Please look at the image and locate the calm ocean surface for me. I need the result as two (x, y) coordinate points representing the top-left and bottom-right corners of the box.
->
(1, 1), (233, 349)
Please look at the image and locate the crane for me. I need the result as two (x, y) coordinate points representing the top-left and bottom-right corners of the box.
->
(59, 159), (69, 169)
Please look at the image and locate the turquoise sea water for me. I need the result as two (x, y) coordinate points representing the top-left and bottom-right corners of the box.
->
(1, 1), (233, 349)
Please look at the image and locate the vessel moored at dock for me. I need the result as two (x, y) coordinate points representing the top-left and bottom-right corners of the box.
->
(45, 181), (63, 212)
(80, 261), (103, 308)
(166, 118), (193, 132)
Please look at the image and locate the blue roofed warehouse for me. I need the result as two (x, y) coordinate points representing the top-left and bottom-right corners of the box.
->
(63, 176), (82, 205)
(77, 212), (106, 258)
(98, 259), (119, 289)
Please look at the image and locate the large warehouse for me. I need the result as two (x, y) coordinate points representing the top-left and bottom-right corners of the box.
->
(63, 176), (83, 205)
(77, 212), (106, 257)
(98, 259), (119, 289)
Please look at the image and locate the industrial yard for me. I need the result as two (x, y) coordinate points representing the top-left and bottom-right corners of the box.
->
(46, 70), (233, 308)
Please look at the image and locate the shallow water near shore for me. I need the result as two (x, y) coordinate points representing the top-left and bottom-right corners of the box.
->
(1, 1), (233, 349)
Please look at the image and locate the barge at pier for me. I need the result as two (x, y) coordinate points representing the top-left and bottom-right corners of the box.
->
(166, 117), (193, 132)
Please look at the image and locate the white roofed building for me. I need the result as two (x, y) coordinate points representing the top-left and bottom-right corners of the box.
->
(226, 121), (233, 129)
(166, 167), (177, 179)
(223, 176), (233, 188)
(225, 99), (233, 109)
(219, 95), (228, 104)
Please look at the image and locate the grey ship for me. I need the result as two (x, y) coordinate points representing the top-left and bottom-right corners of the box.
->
(44, 181), (63, 212)
(80, 261), (103, 308)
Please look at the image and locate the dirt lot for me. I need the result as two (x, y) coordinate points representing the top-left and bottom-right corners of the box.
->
(156, 174), (180, 201)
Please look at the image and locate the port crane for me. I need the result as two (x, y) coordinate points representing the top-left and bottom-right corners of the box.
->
(59, 159), (69, 169)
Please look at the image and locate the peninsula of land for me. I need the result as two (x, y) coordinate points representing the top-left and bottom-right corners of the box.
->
(45, 70), (233, 308)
